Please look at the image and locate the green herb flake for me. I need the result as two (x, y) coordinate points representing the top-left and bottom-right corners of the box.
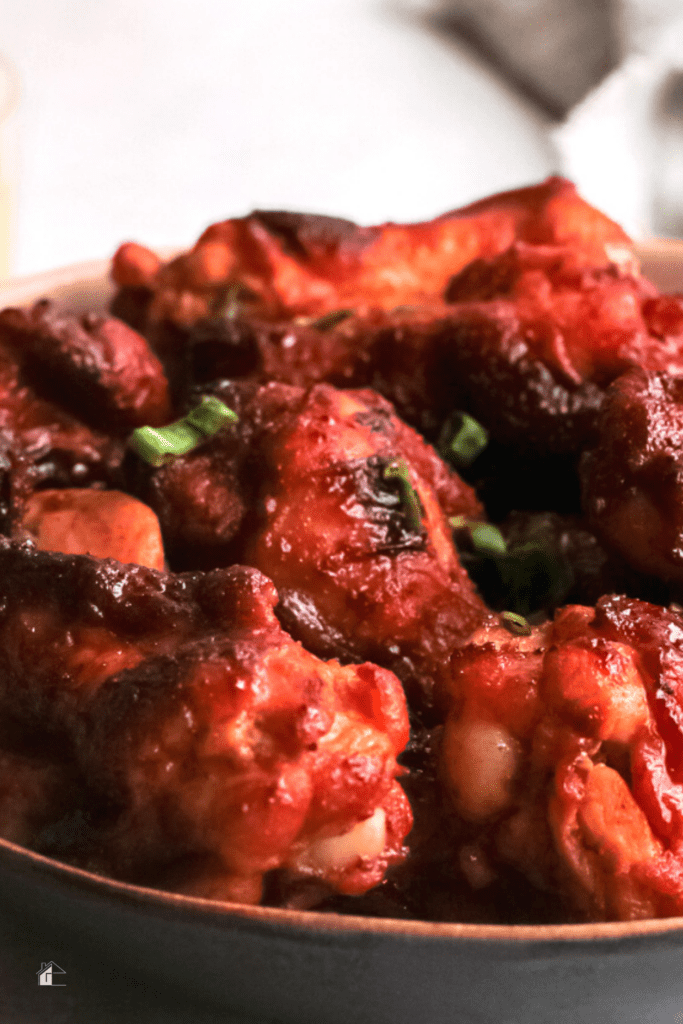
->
(469, 522), (507, 557)
(440, 412), (489, 469)
(185, 395), (239, 436)
(501, 611), (533, 636)
(383, 459), (423, 532)
(129, 397), (238, 467)
(449, 517), (507, 556)
(449, 514), (468, 531)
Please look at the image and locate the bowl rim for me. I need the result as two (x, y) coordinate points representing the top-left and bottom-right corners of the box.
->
(2, 238), (683, 947)
(7, 831), (683, 943)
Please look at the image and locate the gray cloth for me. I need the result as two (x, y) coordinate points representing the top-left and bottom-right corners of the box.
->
(409, 0), (617, 114)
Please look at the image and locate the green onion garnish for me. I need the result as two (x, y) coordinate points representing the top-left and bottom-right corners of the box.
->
(129, 396), (238, 467)
(185, 396), (238, 435)
(383, 459), (423, 532)
(501, 611), (532, 636)
(439, 412), (489, 469)
(468, 522), (507, 557)
(449, 518), (507, 557)
(310, 309), (353, 330)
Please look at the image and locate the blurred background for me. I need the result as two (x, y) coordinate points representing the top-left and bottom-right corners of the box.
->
(2, 0), (683, 278)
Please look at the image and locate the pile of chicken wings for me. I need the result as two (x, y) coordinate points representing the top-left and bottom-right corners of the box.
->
(2, 176), (683, 923)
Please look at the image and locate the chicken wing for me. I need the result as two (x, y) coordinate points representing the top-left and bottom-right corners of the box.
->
(439, 598), (683, 921)
(581, 368), (683, 585)
(0, 539), (411, 903)
(130, 381), (487, 713)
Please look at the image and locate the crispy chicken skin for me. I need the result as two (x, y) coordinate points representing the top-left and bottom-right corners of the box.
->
(107, 185), (646, 459)
(429, 242), (683, 454)
(110, 176), (628, 328)
(353, 241), (683, 455)
(0, 300), (172, 433)
(0, 539), (411, 902)
(244, 383), (487, 712)
(0, 302), (172, 534)
(132, 381), (487, 711)
(142, 237), (683, 470)
(582, 369), (683, 585)
(0, 337), (123, 497)
(439, 598), (683, 921)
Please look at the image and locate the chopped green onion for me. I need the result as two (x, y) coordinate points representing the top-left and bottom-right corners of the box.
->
(439, 412), (489, 469)
(310, 308), (353, 330)
(129, 396), (238, 467)
(383, 459), (423, 532)
(449, 517), (507, 556)
(185, 395), (239, 435)
(469, 522), (507, 557)
(501, 611), (532, 636)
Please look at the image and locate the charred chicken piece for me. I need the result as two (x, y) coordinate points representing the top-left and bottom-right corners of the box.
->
(581, 368), (683, 585)
(124, 382), (254, 569)
(240, 383), (487, 714)
(425, 243), (683, 456)
(0, 338), (124, 499)
(110, 177), (628, 333)
(0, 300), (172, 433)
(0, 539), (411, 903)
(438, 597), (683, 921)
(130, 381), (487, 713)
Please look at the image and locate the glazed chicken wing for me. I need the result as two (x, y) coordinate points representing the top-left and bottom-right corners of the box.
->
(438, 598), (683, 921)
(0, 300), (172, 433)
(362, 240), (683, 460)
(242, 386), (486, 712)
(0, 338), (123, 501)
(111, 177), (628, 332)
(0, 540), (411, 903)
(131, 381), (488, 713)
(581, 368), (683, 585)
(0, 299), (175, 521)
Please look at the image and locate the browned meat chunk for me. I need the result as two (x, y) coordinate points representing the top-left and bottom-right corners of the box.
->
(581, 368), (683, 584)
(20, 488), (165, 569)
(436, 597), (683, 921)
(241, 383), (487, 712)
(0, 340), (123, 497)
(0, 539), (412, 903)
(110, 178), (629, 331)
(131, 381), (487, 711)
(432, 243), (683, 455)
(0, 300), (172, 433)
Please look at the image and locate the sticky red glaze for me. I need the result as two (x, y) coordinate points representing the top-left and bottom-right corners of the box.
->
(439, 598), (683, 921)
(582, 369), (683, 583)
(0, 301), (172, 431)
(111, 177), (629, 327)
(0, 540), (411, 902)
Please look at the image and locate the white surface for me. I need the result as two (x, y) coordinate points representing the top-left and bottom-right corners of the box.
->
(2, 0), (555, 277)
(552, 0), (683, 238)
